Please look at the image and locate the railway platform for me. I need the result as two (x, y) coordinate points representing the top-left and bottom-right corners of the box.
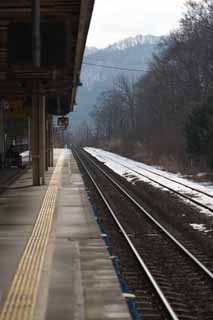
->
(0, 149), (131, 320)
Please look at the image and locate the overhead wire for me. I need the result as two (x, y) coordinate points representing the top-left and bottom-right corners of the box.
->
(83, 61), (147, 72)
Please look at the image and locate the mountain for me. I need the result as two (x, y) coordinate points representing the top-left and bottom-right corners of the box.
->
(84, 47), (99, 56)
(70, 34), (163, 129)
(107, 34), (161, 51)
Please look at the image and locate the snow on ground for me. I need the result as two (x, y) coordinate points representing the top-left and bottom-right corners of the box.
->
(84, 147), (213, 222)
(190, 223), (211, 233)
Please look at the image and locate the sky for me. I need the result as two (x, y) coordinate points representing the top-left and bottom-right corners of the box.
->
(86, 0), (190, 48)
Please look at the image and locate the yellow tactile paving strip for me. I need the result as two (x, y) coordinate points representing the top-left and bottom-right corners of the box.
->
(0, 152), (64, 320)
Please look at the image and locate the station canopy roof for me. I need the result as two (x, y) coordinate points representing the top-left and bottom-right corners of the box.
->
(0, 0), (95, 112)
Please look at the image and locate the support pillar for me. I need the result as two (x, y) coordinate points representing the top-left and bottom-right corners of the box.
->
(0, 26), (8, 67)
(46, 114), (53, 169)
(45, 111), (48, 171)
(32, 88), (40, 185)
(32, 93), (46, 186)
(32, 0), (40, 67)
(0, 27), (8, 167)
(28, 117), (32, 162)
(31, 0), (41, 185)
(0, 106), (4, 167)
(39, 96), (46, 184)
(49, 115), (54, 167)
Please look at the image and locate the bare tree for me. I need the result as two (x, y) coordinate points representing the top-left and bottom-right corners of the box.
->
(90, 0), (213, 170)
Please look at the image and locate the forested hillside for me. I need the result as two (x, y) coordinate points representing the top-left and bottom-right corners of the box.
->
(78, 0), (213, 173)
(70, 35), (161, 128)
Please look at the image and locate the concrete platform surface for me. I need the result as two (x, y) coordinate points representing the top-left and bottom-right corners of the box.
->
(0, 167), (54, 305)
(0, 149), (131, 320)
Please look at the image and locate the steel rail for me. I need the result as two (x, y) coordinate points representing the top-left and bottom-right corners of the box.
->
(130, 164), (213, 198)
(91, 152), (213, 198)
(84, 150), (213, 213)
(79, 148), (213, 281)
(74, 149), (180, 320)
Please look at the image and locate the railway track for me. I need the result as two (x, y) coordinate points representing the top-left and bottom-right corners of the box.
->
(74, 148), (213, 320)
(84, 149), (213, 214)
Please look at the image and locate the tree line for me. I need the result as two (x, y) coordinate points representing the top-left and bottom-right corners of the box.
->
(78, 0), (213, 172)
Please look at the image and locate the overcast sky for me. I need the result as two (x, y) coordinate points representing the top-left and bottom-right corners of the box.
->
(86, 0), (191, 48)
